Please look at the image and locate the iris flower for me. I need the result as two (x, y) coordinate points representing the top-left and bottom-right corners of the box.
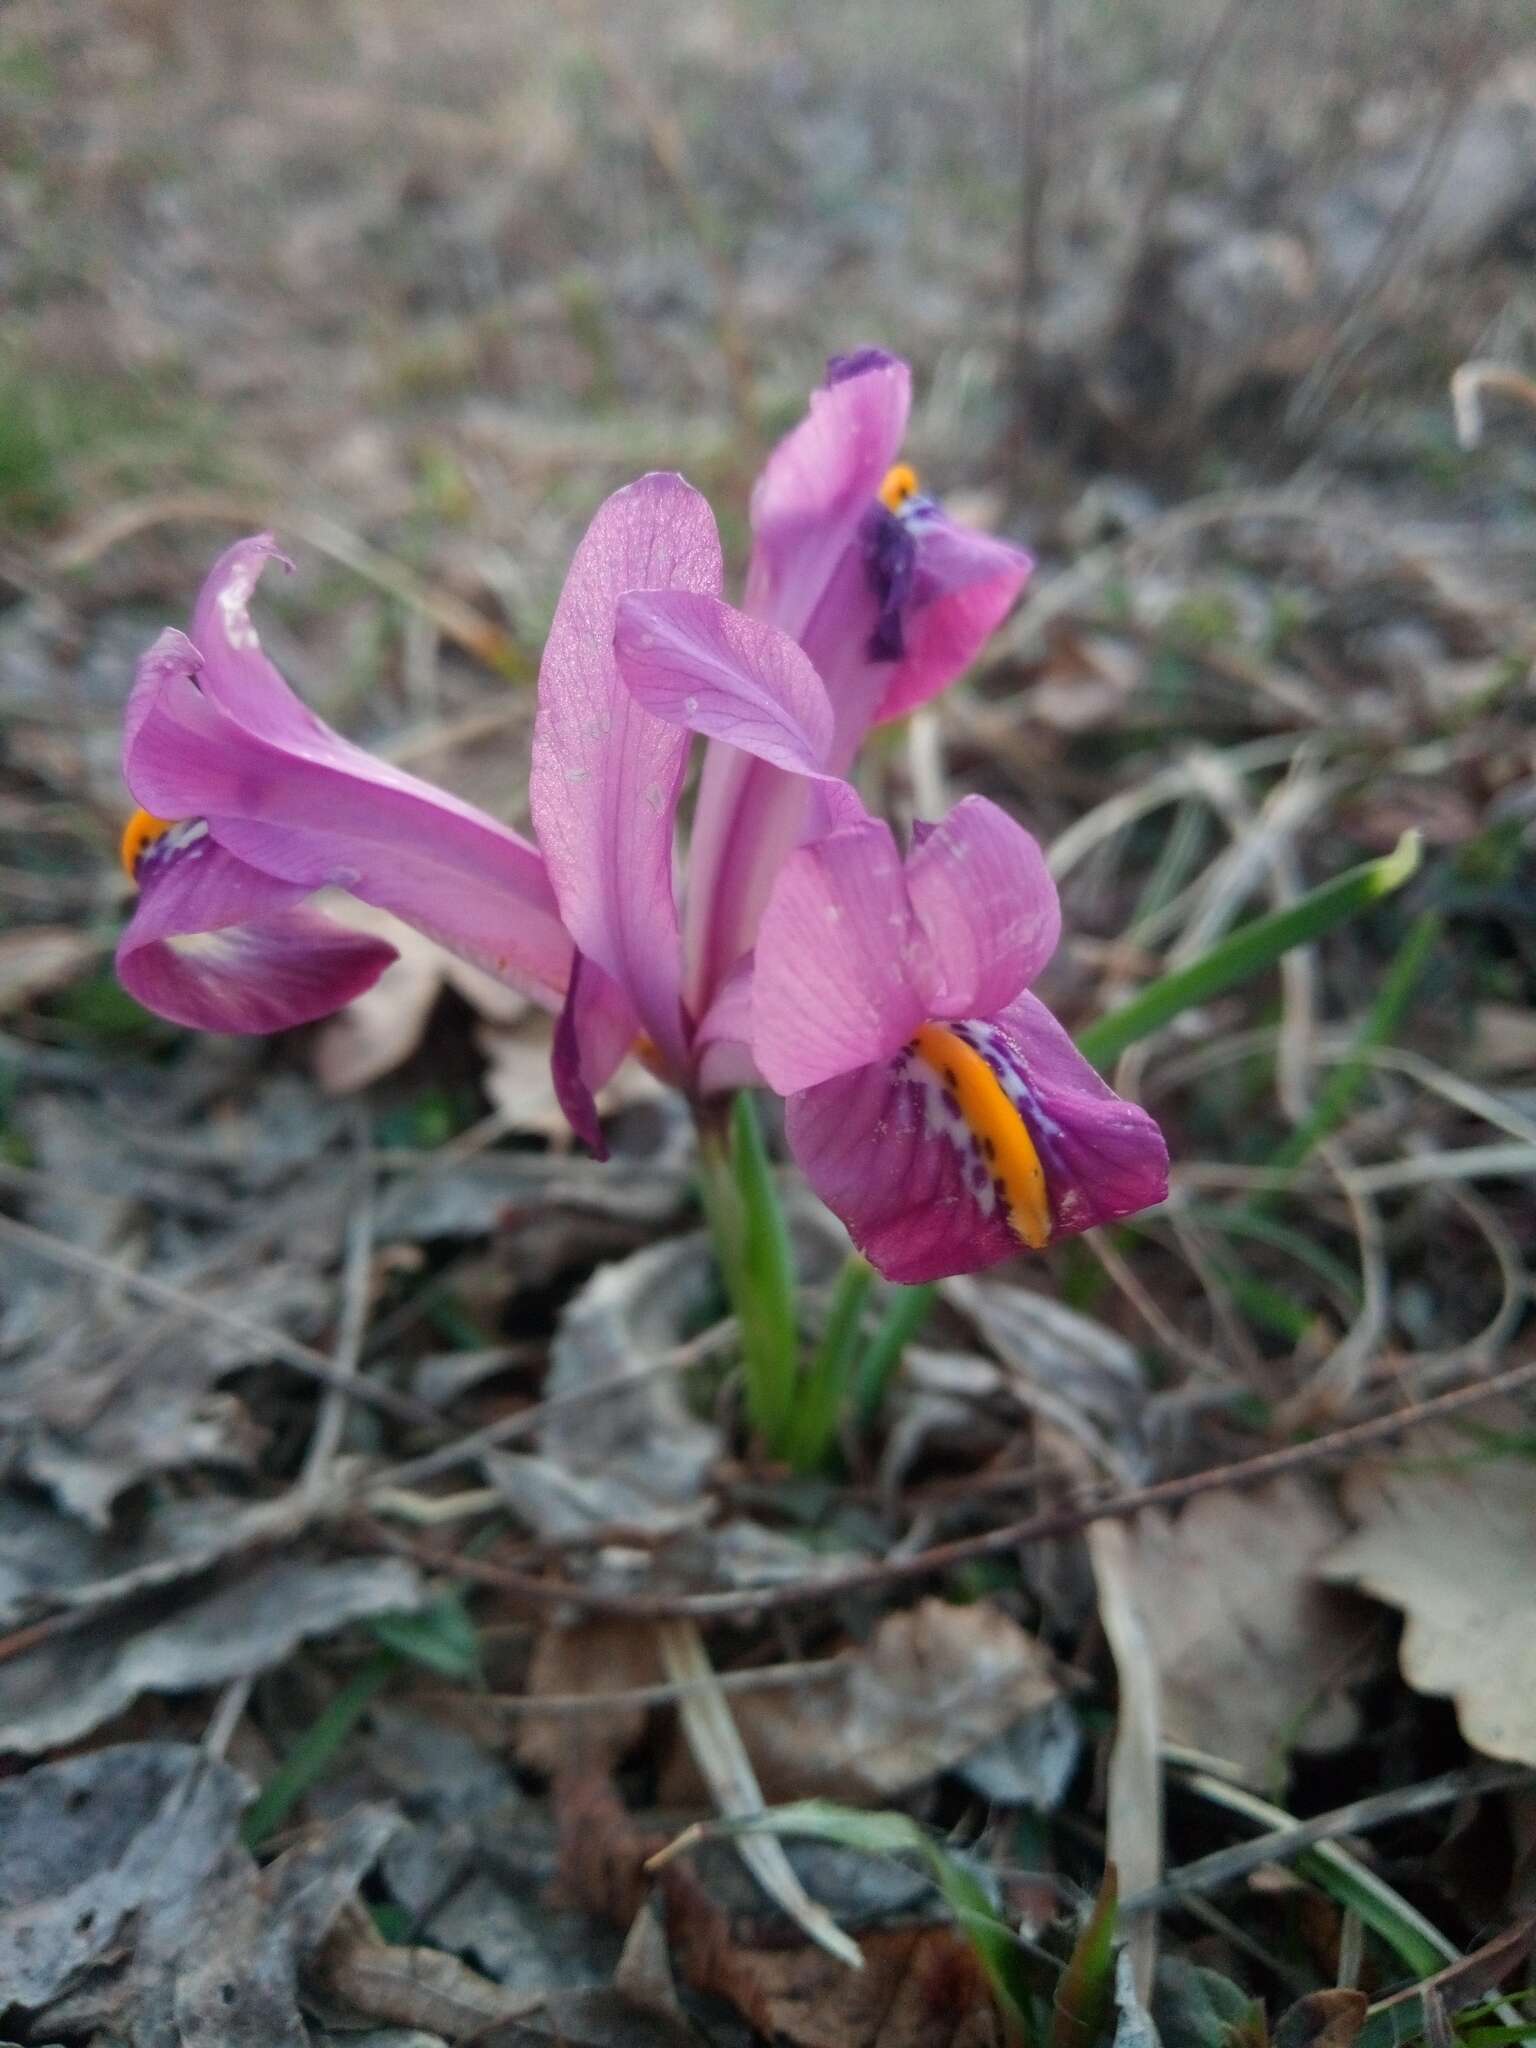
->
(117, 349), (1167, 1281)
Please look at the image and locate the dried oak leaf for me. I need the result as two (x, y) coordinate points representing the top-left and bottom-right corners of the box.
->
(1121, 1478), (1374, 1780)
(1321, 1444), (1536, 1766)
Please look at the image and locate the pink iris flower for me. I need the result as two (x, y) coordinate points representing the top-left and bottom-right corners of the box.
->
(117, 349), (1167, 1282)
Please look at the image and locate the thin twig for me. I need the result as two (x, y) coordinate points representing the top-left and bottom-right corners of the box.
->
(0, 1212), (438, 1431)
(1131, 1760), (1534, 1911)
(369, 1342), (1536, 1620)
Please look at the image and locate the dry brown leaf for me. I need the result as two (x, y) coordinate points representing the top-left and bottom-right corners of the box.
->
(515, 1620), (663, 1779)
(665, 1597), (1059, 1804)
(1273, 1987), (1368, 2047)
(1122, 1478), (1372, 1780)
(1321, 1445), (1536, 1766)
(682, 1916), (1003, 2048)
(314, 1902), (540, 2037)
(0, 926), (101, 1015)
(308, 898), (528, 1093)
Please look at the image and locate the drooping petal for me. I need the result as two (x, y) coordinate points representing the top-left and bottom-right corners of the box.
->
(986, 993), (1170, 1237)
(117, 821), (396, 1034)
(751, 819), (928, 1096)
(906, 796), (1060, 1019)
(784, 995), (1167, 1284)
(551, 951), (640, 1158)
(613, 590), (835, 777)
(785, 1057), (1020, 1285)
(869, 507), (1033, 727)
(529, 473), (723, 1068)
(745, 351), (911, 642)
(123, 627), (573, 1007)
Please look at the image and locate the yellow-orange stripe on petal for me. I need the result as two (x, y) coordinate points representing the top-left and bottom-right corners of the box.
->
(878, 462), (920, 513)
(910, 1020), (1051, 1250)
(120, 808), (176, 881)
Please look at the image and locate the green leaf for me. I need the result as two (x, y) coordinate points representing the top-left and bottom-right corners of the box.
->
(1259, 908), (1442, 1190)
(370, 1594), (480, 1681)
(241, 1650), (396, 1847)
(1075, 834), (1422, 1071)
(1050, 1864), (1119, 2048)
(696, 1094), (800, 1451)
(779, 1255), (873, 1472)
(853, 1281), (938, 1431)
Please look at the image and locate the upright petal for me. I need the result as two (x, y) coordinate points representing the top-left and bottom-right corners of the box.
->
(123, 626), (573, 1007)
(784, 996), (1168, 1283)
(751, 819), (928, 1096)
(745, 351), (911, 641)
(117, 820), (396, 1034)
(906, 796), (1060, 1019)
(529, 474), (722, 1068)
(614, 590), (834, 776)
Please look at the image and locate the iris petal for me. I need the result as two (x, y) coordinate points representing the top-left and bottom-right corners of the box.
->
(117, 823), (396, 1034)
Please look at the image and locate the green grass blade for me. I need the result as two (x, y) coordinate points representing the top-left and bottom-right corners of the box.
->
(1075, 834), (1421, 1071)
(780, 1255), (873, 1472)
(1050, 1864), (1119, 2048)
(241, 1649), (396, 1847)
(1261, 908), (1443, 1187)
(853, 1281), (938, 1431)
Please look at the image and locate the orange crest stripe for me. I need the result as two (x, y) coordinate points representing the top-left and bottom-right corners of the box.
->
(120, 808), (175, 881)
(878, 462), (920, 513)
(911, 1021), (1052, 1250)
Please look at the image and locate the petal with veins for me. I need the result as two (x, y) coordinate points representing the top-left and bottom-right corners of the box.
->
(614, 589), (835, 776)
(906, 795), (1060, 1019)
(745, 350), (911, 642)
(786, 997), (1168, 1283)
(752, 818), (928, 1096)
(530, 473), (722, 1068)
(123, 611), (572, 1009)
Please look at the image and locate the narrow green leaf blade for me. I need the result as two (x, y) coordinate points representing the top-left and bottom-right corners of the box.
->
(1050, 1863), (1120, 2048)
(1076, 833), (1421, 1071)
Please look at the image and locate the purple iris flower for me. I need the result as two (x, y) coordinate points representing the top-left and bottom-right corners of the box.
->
(116, 353), (1167, 1281)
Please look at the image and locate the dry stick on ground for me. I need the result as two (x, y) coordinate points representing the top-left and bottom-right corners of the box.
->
(373, 1341), (1536, 1621)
